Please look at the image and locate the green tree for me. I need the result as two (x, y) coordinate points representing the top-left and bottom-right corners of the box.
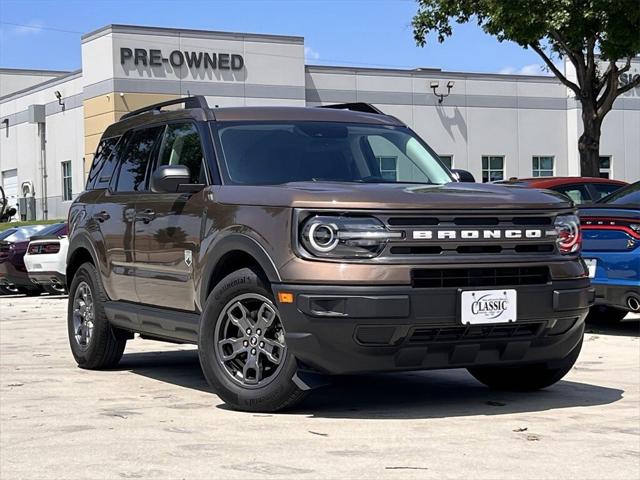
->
(412, 0), (640, 177)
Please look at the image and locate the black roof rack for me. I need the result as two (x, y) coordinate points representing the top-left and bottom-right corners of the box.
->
(319, 102), (384, 115)
(120, 95), (209, 120)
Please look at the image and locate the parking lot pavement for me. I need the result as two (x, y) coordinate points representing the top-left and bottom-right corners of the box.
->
(0, 296), (638, 480)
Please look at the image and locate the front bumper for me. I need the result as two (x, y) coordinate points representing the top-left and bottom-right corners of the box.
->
(274, 278), (593, 375)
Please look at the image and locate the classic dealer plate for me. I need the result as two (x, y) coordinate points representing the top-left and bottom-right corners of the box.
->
(460, 289), (517, 325)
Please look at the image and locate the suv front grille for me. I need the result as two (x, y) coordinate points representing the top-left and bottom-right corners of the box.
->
(378, 211), (559, 261)
(409, 322), (544, 344)
(411, 266), (549, 288)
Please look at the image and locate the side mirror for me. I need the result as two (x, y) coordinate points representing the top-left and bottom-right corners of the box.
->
(150, 165), (204, 193)
(452, 169), (476, 183)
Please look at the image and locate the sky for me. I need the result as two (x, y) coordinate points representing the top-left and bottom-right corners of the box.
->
(0, 0), (552, 76)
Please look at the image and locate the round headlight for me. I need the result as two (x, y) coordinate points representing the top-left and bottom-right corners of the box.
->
(307, 222), (339, 252)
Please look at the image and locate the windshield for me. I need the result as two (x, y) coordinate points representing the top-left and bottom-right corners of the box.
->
(215, 122), (453, 185)
(597, 182), (640, 207)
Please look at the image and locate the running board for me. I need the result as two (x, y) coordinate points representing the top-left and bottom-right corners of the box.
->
(104, 301), (200, 344)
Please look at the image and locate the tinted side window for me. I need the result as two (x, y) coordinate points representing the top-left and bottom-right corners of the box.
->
(86, 136), (120, 190)
(553, 184), (590, 204)
(591, 183), (622, 201)
(157, 123), (206, 184)
(115, 127), (163, 192)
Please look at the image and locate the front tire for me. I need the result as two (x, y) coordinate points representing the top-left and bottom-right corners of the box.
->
(198, 268), (306, 412)
(468, 335), (583, 391)
(67, 262), (127, 369)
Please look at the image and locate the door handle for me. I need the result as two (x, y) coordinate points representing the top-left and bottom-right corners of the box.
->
(92, 210), (110, 222)
(137, 209), (156, 224)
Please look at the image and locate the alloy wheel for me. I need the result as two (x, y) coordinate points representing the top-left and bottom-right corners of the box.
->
(72, 281), (95, 350)
(214, 293), (287, 388)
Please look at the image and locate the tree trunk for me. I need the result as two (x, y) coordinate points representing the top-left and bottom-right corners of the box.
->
(578, 105), (602, 177)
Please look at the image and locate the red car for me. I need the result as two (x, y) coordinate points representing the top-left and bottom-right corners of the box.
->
(496, 177), (628, 205)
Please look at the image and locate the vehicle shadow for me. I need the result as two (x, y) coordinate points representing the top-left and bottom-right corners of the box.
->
(119, 349), (624, 419)
(585, 317), (639, 337)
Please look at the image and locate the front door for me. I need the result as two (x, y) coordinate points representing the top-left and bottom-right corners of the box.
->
(133, 122), (209, 311)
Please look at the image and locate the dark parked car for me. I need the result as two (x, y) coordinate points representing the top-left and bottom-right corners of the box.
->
(580, 181), (640, 321)
(495, 177), (627, 205)
(0, 223), (67, 295)
(65, 97), (592, 412)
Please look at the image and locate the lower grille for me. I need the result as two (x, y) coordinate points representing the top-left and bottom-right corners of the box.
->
(411, 266), (549, 288)
(409, 322), (544, 343)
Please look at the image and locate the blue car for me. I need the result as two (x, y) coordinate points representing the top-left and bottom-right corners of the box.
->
(580, 181), (640, 321)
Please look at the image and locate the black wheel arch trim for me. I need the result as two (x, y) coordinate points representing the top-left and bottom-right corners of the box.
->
(66, 231), (101, 286)
(198, 233), (281, 310)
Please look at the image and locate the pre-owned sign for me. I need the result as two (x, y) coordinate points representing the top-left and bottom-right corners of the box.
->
(120, 47), (244, 70)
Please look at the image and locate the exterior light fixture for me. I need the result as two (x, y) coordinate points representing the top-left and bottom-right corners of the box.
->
(430, 80), (455, 104)
(54, 90), (64, 107)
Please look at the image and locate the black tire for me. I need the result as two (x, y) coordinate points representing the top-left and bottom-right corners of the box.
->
(0, 285), (19, 295)
(67, 262), (127, 369)
(586, 305), (628, 323)
(17, 285), (43, 296)
(468, 335), (583, 391)
(198, 268), (306, 412)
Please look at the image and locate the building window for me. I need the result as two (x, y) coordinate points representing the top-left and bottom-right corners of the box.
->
(532, 156), (554, 177)
(481, 156), (504, 183)
(439, 155), (453, 169)
(377, 156), (397, 181)
(599, 156), (611, 179)
(61, 161), (72, 201)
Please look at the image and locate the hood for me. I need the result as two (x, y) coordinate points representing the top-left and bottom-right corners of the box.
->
(214, 181), (573, 210)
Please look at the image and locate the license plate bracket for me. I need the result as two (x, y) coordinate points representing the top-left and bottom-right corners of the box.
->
(459, 289), (517, 325)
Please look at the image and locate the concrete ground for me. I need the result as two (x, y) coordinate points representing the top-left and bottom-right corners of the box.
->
(1, 295), (638, 480)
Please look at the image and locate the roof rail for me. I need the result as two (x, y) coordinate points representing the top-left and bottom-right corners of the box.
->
(120, 95), (209, 120)
(319, 102), (384, 115)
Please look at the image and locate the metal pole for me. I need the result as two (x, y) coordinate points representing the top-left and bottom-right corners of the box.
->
(39, 122), (48, 220)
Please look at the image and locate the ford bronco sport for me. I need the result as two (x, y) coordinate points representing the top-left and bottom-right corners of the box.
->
(66, 96), (593, 411)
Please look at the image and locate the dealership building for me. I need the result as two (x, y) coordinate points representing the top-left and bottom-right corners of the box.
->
(0, 24), (638, 220)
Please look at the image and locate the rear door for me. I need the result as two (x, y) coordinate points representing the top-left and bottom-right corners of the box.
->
(133, 122), (210, 311)
(98, 126), (163, 302)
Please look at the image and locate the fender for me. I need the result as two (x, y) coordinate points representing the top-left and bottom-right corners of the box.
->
(66, 229), (102, 283)
(198, 232), (281, 310)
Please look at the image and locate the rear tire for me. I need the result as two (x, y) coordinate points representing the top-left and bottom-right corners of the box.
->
(67, 262), (127, 369)
(198, 268), (306, 412)
(17, 286), (43, 296)
(586, 305), (628, 323)
(468, 335), (583, 391)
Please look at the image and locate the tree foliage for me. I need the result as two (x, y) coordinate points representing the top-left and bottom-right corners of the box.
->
(412, 0), (640, 176)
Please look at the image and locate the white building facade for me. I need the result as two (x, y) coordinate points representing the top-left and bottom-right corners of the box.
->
(1, 24), (638, 220)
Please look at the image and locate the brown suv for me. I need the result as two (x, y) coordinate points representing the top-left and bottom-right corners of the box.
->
(66, 97), (593, 411)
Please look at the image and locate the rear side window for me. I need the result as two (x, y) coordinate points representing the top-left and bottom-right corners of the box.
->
(86, 136), (120, 190)
(114, 127), (163, 192)
(156, 123), (206, 184)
